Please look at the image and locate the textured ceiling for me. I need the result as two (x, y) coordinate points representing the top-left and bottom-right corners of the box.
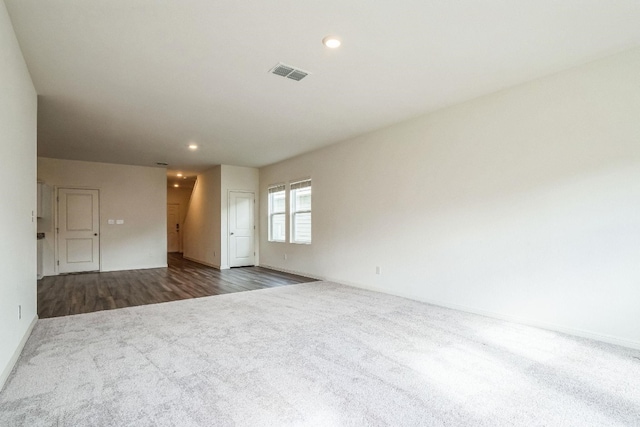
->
(5, 0), (640, 174)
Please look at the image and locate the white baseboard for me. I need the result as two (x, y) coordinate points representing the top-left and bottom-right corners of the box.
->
(258, 264), (325, 281)
(0, 314), (38, 392)
(100, 264), (168, 273)
(257, 265), (640, 351)
(183, 256), (222, 270)
(42, 264), (169, 276)
(344, 282), (640, 351)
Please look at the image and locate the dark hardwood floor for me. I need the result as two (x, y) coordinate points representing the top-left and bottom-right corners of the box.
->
(37, 253), (317, 318)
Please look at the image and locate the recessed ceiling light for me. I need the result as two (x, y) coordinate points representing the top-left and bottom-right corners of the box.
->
(177, 173), (183, 177)
(322, 36), (341, 49)
(174, 184), (179, 187)
(188, 144), (198, 150)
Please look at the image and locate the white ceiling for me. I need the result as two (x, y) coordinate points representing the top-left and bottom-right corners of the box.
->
(6, 0), (640, 174)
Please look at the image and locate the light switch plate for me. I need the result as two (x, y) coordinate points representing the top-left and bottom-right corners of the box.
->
(108, 219), (115, 225)
(116, 219), (124, 225)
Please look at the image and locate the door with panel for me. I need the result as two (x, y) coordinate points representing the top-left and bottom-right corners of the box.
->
(57, 188), (100, 273)
(229, 191), (255, 267)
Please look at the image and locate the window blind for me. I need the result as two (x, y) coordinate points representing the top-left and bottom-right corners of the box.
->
(268, 184), (285, 194)
(290, 179), (311, 190)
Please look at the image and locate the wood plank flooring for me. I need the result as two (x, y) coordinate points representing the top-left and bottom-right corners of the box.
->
(37, 253), (317, 318)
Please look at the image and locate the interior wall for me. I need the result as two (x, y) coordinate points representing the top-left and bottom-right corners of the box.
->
(183, 166), (221, 267)
(0, 0), (37, 389)
(220, 165), (259, 269)
(260, 47), (640, 349)
(37, 157), (167, 274)
(167, 186), (193, 252)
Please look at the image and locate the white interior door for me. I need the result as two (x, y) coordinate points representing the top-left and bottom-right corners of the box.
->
(57, 188), (100, 273)
(167, 203), (180, 253)
(229, 191), (255, 267)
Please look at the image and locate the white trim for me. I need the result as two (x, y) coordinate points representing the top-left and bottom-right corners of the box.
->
(258, 264), (325, 281)
(0, 315), (37, 392)
(258, 265), (640, 351)
(351, 283), (640, 350)
(99, 264), (167, 272)
(183, 256), (224, 270)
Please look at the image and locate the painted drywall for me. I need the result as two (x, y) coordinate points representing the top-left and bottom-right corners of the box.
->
(0, 0), (37, 389)
(260, 47), (640, 349)
(220, 165), (260, 269)
(183, 166), (222, 267)
(183, 165), (259, 269)
(167, 186), (194, 252)
(37, 157), (167, 274)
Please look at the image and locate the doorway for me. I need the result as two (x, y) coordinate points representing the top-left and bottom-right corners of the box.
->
(228, 191), (255, 267)
(167, 203), (181, 253)
(56, 187), (100, 273)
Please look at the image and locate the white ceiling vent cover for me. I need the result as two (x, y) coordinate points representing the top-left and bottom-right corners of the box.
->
(270, 63), (311, 81)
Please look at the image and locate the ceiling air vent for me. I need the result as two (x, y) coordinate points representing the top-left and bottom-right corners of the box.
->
(270, 63), (310, 81)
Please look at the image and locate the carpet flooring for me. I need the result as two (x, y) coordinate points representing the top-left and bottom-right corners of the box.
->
(1, 282), (639, 426)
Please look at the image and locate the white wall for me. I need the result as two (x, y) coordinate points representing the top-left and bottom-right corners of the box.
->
(260, 47), (640, 349)
(220, 165), (260, 269)
(0, 0), (37, 389)
(183, 166), (221, 267)
(167, 186), (194, 252)
(37, 157), (167, 274)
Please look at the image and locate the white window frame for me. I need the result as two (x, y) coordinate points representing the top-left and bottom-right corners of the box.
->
(268, 184), (286, 242)
(290, 179), (311, 244)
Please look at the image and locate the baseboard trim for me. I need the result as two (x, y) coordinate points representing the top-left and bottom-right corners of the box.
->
(0, 314), (38, 392)
(257, 265), (640, 351)
(183, 256), (221, 270)
(344, 281), (640, 351)
(100, 264), (168, 273)
(258, 264), (325, 281)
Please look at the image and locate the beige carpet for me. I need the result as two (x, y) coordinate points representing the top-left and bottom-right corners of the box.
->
(1, 282), (639, 426)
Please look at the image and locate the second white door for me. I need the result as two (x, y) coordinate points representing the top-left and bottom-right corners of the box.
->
(229, 191), (255, 267)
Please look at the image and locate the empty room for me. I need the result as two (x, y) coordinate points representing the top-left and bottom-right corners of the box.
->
(1, 0), (640, 425)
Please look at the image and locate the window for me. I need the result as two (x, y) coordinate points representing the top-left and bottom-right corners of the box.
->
(268, 184), (286, 242)
(290, 179), (311, 244)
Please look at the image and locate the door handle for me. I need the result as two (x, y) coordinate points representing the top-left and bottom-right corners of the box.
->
(94, 233), (98, 236)
(230, 232), (234, 235)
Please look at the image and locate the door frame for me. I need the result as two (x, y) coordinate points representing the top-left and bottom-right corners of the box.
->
(54, 186), (101, 275)
(227, 190), (256, 268)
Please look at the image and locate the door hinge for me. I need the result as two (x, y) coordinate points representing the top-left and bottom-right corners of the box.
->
(57, 260), (59, 266)
(56, 227), (59, 233)
(57, 197), (59, 202)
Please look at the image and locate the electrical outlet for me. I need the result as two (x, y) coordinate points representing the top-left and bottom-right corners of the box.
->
(284, 254), (288, 260)
(213, 251), (216, 257)
(18, 305), (22, 320)
(375, 266), (381, 275)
